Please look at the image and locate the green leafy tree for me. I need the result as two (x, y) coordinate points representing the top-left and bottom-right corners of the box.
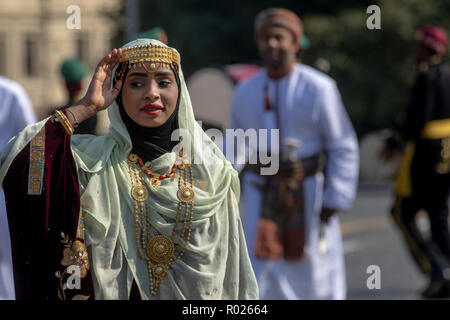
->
(303, 0), (450, 136)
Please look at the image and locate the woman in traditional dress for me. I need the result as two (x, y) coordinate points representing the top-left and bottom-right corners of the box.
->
(0, 39), (258, 300)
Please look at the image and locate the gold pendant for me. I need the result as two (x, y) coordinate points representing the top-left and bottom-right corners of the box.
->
(128, 153), (138, 163)
(131, 185), (148, 202)
(177, 186), (195, 203)
(144, 161), (152, 169)
(147, 235), (174, 263)
(153, 264), (166, 278)
(151, 178), (161, 187)
(177, 156), (190, 170)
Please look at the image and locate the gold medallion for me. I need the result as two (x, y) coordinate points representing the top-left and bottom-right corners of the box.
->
(147, 235), (174, 263)
(151, 178), (161, 187)
(128, 153), (138, 163)
(131, 185), (148, 202)
(150, 63), (156, 70)
(144, 161), (152, 169)
(177, 186), (195, 203)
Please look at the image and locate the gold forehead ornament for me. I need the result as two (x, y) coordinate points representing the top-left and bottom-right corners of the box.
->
(115, 43), (180, 80)
(120, 44), (179, 65)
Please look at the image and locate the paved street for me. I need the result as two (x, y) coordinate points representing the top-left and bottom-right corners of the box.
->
(342, 182), (429, 300)
(239, 180), (449, 299)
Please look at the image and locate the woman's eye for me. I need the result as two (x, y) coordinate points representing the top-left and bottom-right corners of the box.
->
(131, 81), (144, 87)
(159, 81), (171, 88)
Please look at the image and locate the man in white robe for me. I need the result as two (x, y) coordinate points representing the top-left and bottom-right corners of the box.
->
(0, 76), (36, 299)
(228, 8), (359, 299)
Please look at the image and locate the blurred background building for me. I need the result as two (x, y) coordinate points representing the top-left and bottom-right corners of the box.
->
(0, 0), (121, 119)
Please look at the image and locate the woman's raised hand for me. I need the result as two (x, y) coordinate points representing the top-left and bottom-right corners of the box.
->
(81, 48), (123, 112)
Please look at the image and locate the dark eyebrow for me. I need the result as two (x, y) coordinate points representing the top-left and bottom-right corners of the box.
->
(127, 71), (173, 78)
(155, 71), (173, 78)
(127, 72), (148, 78)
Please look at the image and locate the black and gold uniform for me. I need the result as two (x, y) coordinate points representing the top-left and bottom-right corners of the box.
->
(390, 48), (450, 298)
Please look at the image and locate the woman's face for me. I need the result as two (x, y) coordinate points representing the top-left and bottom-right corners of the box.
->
(121, 62), (179, 127)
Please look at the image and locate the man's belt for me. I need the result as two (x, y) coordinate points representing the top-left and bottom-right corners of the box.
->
(249, 153), (322, 178)
(421, 119), (450, 139)
(252, 153), (323, 261)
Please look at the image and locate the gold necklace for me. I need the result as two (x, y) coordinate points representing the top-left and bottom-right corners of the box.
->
(128, 153), (179, 187)
(127, 152), (195, 296)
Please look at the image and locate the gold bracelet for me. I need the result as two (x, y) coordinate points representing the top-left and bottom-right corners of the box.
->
(54, 110), (74, 136)
(66, 109), (79, 128)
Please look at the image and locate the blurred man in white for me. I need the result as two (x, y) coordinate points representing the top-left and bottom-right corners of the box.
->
(228, 8), (359, 299)
(0, 76), (36, 299)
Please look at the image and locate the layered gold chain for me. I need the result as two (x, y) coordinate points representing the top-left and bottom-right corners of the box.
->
(127, 153), (194, 296)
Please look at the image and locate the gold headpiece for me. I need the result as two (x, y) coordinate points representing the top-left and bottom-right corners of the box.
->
(115, 43), (180, 80)
(121, 43), (179, 65)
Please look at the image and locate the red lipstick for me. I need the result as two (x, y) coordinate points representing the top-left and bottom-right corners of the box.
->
(141, 104), (163, 116)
